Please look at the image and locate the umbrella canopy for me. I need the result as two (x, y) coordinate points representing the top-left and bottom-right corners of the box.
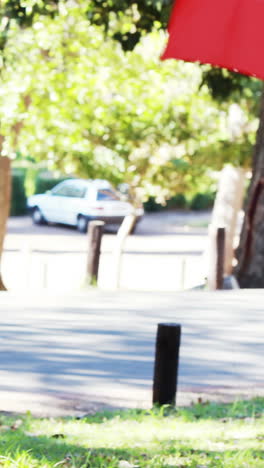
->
(162, 0), (264, 80)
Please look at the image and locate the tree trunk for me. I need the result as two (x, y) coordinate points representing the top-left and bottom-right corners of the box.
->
(235, 88), (264, 287)
(0, 156), (11, 291)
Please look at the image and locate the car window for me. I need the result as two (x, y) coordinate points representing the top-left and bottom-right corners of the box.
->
(52, 184), (71, 197)
(67, 184), (87, 198)
(52, 183), (86, 198)
(96, 189), (120, 201)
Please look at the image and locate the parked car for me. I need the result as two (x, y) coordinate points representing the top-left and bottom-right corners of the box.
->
(27, 178), (144, 233)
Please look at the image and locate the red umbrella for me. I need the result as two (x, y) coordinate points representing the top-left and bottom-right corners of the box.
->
(162, 0), (264, 80)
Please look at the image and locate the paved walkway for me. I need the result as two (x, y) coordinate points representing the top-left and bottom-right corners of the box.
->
(0, 289), (263, 416)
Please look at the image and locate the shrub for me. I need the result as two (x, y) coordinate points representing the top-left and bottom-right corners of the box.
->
(166, 193), (188, 210)
(190, 192), (215, 211)
(10, 171), (27, 216)
(144, 192), (214, 212)
(143, 196), (164, 212)
(144, 193), (188, 212)
(34, 176), (69, 194)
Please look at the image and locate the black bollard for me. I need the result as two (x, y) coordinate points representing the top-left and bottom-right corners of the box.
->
(153, 323), (181, 406)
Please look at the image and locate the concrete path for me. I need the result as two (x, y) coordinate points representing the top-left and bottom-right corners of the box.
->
(0, 289), (263, 416)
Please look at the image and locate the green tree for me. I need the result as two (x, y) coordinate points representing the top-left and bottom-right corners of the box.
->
(0, 2), (256, 201)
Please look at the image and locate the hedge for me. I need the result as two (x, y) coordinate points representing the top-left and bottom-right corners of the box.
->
(10, 172), (69, 216)
(10, 172), (27, 216)
(189, 192), (215, 211)
(34, 175), (69, 194)
(144, 192), (215, 212)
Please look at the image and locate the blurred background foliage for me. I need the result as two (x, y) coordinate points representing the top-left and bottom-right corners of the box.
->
(0, 1), (261, 208)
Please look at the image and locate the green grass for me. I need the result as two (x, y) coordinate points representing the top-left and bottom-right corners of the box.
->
(186, 220), (209, 229)
(0, 398), (263, 467)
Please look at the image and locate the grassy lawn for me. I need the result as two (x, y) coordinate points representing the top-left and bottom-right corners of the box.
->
(0, 398), (263, 467)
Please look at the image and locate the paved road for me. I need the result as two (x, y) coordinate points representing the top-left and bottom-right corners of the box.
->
(3, 212), (210, 292)
(0, 289), (263, 416)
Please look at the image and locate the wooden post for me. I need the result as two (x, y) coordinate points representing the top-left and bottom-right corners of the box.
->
(180, 257), (186, 290)
(216, 227), (225, 290)
(21, 241), (32, 288)
(0, 157), (11, 291)
(86, 220), (105, 285)
(207, 226), (225, 290)
(153, 323), (181, 407)
(43, 260), (48, 289)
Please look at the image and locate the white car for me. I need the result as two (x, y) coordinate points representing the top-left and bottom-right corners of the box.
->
(27, 179), (144, 233)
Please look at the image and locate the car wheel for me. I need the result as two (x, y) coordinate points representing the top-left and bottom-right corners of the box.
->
(32, 207), (46, 225)
(77, 215), (88, 233)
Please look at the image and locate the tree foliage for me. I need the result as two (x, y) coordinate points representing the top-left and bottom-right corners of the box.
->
(0, 1), (258, 202)
(1, 0), (172, 50)
(2, 1), (262, 99)
(0, 0), (260, 204)
(86, 0), (173, 50)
